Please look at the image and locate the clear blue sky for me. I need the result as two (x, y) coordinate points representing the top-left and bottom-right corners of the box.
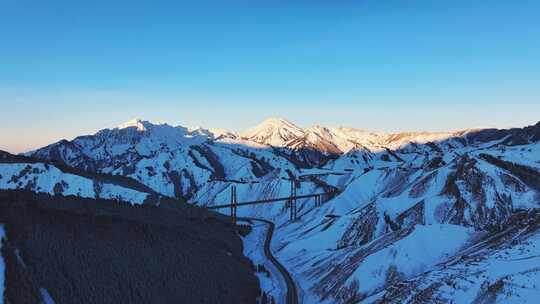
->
(1, 0), (539, 153)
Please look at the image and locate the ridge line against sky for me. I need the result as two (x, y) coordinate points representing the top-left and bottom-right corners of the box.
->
(1, 0), (539, 153)
(2, 113), (539, 154)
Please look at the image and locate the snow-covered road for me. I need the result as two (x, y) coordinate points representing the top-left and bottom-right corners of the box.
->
(240, 218), (298, 304)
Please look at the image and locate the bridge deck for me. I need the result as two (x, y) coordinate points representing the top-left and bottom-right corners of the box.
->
(207, 192), (331, 210)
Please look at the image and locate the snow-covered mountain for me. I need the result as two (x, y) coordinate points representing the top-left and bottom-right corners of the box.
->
(270, 139), (540, 303)
(240, 118), (381, 154)
(0, 162), (149, 204)
(20, 118), (540, 303)
(0, 151), (151, 204)
(241, 117), (305, 147)
(0, 150), (161, 205)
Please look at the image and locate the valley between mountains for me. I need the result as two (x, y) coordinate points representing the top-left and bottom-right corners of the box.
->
(1, 117), (540, 303)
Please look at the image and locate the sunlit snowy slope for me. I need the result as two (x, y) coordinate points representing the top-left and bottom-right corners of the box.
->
(23, 118), (540, 303)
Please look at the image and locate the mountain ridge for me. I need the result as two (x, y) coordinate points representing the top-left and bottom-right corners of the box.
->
(25, 117), (497, 155)
(5, 117), (540, 303)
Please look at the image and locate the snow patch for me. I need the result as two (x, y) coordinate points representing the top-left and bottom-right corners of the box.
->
(349, 224), (473, 295)
(39, 288), (56, 304)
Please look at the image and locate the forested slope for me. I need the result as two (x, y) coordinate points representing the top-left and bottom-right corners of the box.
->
(0, 190), (259, 304)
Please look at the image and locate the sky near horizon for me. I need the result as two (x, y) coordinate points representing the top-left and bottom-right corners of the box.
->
(1, 0), (539, 153)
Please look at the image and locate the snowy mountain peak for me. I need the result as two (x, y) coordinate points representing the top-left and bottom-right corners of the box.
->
(240, 117), (305, 146)
(261, 117), (299, 127)
(189, 127), (238, 140)
(248, 117), (303, 133)
(118, 118), (150, 131)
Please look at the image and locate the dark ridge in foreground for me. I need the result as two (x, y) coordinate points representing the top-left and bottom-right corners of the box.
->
(0, 190), (259, 304)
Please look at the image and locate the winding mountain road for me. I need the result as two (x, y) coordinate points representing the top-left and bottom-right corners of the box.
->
(240, 217), (299, 304)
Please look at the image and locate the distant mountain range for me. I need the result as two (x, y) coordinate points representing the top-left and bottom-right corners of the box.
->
(2, 118), (540, 303)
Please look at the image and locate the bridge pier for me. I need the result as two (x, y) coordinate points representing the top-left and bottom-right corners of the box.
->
(289, 180), (297, 221)
(230, 185), (237, 225)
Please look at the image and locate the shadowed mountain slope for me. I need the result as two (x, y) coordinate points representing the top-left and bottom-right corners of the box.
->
(0, 190), (259, 304)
